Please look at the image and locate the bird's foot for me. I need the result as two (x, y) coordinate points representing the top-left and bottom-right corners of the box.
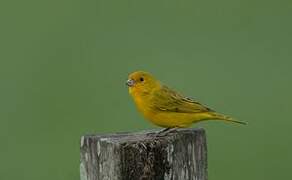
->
(146, 127), (179, 137)
(156, 127), (179, 137)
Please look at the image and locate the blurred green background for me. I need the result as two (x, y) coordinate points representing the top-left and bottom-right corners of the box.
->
(0, 0), (291, 179)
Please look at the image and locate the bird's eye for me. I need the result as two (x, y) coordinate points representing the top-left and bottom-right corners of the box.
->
(140, 77), (144, 82)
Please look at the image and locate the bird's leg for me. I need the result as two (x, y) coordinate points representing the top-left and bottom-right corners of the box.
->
(158, 127), (171, 134)
(146, 128), (169, 137)
(146, 127), (179, 137)
(157, 127), (179, 136)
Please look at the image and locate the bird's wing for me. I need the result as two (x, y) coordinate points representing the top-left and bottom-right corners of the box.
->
(151, 85), (213, 113)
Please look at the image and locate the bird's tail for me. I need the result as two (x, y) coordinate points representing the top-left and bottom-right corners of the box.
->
(198, 112), (247, 125)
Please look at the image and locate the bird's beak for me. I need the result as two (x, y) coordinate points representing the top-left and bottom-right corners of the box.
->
(126, 79), (135, 87)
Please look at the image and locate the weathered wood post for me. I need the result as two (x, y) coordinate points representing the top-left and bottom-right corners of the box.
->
(80, 128), (207, 180)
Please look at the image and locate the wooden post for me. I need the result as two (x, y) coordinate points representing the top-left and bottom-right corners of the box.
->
(80, 128), (207, 180)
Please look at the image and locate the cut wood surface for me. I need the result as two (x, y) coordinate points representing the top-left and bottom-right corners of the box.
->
(80, 128), (207, 180)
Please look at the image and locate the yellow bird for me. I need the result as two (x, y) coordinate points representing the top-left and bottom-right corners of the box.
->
(126, 71), (247, 131)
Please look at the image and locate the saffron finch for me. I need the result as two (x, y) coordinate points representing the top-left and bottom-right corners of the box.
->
(126, 71), (247, 129)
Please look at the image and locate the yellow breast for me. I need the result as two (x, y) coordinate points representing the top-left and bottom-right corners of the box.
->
(131, 93), (196, 128)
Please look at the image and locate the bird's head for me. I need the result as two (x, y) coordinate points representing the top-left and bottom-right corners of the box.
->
(126, 71), (160, 96)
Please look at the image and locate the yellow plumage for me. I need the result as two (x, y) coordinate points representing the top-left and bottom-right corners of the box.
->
(126, 71), (246, 128)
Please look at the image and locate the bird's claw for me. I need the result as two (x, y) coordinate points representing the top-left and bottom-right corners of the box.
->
(156, 127), (179, 137)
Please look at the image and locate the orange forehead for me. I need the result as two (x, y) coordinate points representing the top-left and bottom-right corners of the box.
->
(128, 71), (151, 80)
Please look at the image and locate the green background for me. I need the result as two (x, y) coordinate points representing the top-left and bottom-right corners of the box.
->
(1, 0), (291, 179)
